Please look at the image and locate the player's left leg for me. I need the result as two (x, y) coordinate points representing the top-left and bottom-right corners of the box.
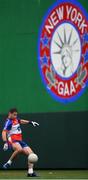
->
(22, 146), (38, 177)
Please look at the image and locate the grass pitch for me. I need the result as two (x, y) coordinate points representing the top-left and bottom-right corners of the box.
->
(0, 170), (88, 179)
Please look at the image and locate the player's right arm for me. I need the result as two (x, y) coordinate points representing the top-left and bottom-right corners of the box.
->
(2, 119), (12, 151)
(2, 130), (9, 151)
(2, 130), (7, 142)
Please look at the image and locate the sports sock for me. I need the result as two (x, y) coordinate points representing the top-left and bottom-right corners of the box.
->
(28, 168), (33, 174)
(7, 160), (12, 165)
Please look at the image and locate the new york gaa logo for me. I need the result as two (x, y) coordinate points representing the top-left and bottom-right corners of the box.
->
(38, 0), (88, 103)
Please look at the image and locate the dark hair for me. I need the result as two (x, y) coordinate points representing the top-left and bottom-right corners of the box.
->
(9, 108), (18, 113)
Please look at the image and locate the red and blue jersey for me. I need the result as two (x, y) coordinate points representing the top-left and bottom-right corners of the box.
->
(3, 118), (22, 143)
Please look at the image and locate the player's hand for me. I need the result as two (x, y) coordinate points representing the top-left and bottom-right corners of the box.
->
(31, 121), (39, 127)
(3, 142), (8, 151)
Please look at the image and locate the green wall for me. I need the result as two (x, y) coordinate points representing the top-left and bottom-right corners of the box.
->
(0, 0), (88, 114)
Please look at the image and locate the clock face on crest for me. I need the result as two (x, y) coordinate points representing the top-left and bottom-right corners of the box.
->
(50, 22), (81, 78)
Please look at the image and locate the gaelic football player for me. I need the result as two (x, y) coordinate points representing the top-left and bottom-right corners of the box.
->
(2, 108), (39, 177)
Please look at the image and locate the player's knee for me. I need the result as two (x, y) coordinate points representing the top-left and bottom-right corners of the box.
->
(17, 148), (23, 153)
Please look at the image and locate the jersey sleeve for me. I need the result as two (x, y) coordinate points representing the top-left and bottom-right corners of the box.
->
(3, 119), (12, 131)
(17, 117), (21, 123)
